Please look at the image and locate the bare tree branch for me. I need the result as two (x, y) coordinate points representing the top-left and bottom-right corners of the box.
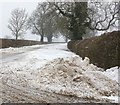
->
(8, 8), (28, 40)
(88, 2), (119, 31)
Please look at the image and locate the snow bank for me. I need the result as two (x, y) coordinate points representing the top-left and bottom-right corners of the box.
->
(36, 56), (119, 102)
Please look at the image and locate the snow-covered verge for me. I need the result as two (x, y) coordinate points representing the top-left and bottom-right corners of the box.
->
(0, 44), (46, 57)
(0, 43), (119, 103)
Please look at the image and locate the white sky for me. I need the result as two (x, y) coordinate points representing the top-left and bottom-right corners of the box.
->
(0, 1), (66, 41)
(0, 0), (118, 41)
(0, 2), (40, 40)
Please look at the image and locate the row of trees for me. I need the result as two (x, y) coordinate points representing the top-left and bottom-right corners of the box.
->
(8, 1), (120, 42)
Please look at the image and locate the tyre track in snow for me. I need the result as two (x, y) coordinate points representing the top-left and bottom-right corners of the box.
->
(1, 82), (110, 103)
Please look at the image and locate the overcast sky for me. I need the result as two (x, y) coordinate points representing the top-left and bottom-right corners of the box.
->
(0, 1), (66, 41)
(0, 0), (117, 41)
(0, 1), (41, 40)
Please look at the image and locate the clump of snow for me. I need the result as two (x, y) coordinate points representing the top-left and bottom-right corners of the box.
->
(102, 96), (119, 103)
(36, 56), (119, 102)
(103, 67), (119, 83)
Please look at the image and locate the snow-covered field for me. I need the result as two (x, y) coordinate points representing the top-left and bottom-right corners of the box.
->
(0, 43), (119, 103)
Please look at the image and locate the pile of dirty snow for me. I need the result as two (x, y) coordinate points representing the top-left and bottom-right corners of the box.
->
(36, 56), (119, 102)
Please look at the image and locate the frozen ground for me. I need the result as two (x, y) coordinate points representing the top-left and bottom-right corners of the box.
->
(0, 43), (119, 103)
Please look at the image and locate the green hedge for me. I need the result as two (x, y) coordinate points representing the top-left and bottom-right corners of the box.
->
(67, 31), (120, 69)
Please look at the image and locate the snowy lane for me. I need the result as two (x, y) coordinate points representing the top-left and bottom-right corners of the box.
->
(0, 45), (45, 63)
(1, 52), (27, 63)
(1, 43), (71, 63)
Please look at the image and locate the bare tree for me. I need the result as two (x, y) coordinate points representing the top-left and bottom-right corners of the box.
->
(49, 1), (119, 40)
(8, 8), (28, 40)
(28, 2), (58, 42)
(87, 2), (119, 31)
(44, 6), (59, 42)
(28, 2), (50, 42)
(118, 1), (120, 30)
(44, 17), (57, 42)
(53, 2), (88, 40)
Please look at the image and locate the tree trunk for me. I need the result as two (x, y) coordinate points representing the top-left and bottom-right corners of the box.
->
(70, 17), (83, 40)
(47, 35), (52, 43)
(40, 35), (44, 42)
(65, 37), (68, 42)
(40, 28), (44, 42)
(15, 34), (18, 41)
(71, 26), (83, 40)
